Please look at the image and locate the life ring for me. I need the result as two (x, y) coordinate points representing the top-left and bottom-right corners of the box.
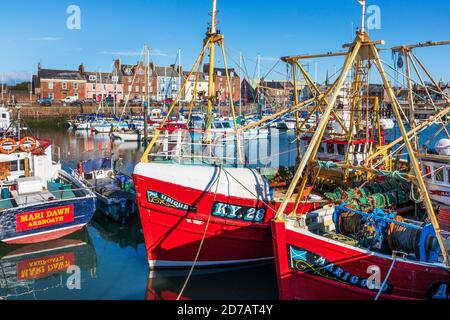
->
(19, 137), (38, 152)
(0, 138), (18, 154)
(77, 161), (83, 175)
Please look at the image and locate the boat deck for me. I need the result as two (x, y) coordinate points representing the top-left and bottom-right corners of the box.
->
(0, 181), (78, 210)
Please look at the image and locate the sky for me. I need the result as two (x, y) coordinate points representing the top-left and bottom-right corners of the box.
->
(1, 0), (450, 85)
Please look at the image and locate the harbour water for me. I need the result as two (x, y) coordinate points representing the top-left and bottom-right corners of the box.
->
(0, 124), (279, 300)
(0, 122), (446, 300)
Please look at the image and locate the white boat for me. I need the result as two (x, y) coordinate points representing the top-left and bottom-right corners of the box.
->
(92, 122), (113, 133)
(422, 139), (450, 206)
(111, 130), (153, 142)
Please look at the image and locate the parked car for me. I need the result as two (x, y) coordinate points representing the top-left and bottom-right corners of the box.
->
(131, 98), (143, 105)
(39, 98), (53, 106)
(71, 100), (83, 107)
(83, 98), (95, 105)
(61, 96), (79, 104)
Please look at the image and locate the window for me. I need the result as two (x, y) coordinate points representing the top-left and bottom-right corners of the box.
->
(318, 143), (324, 153)
(142, 86), (146, 92)
(128, 85), (132, 92)
(135, 86), (139, 92)
(103, 85), (107, 91)
(74, 93), (78, 98)
(112, 76), (119, 83)
(337, 144), (345, 156)
(48, 93), (54, 99)
(48, 82), (53, 89)
(74, 83), (78, 90)
(62, 82), (67, 90)
(424, 165), (431, 179)
(435, 167), (445, 182)
(217, 71), (222, 76)
(327, 143), (334, 154)
(128, 78), (132, 84)
(10, 161), (18, 172)
(222, 122), (232, 129)
(93, 83), (96, 90)
(89, 75), (97, 81)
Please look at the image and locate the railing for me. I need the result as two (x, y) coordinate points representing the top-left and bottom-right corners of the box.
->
(146, 128), (247, 167)
(0, 185), (94, 211)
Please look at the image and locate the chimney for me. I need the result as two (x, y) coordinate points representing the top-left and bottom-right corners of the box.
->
(38, 62), (42, 71)
(114, 59), (121, 72)
(78, 63), (85, 75)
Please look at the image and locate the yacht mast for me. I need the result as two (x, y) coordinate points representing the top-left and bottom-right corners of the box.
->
(205, 0), (218, 142)
(144, 43), (150, 147)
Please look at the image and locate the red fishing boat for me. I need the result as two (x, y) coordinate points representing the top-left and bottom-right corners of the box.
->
(271, 2), (450, 300)
(133, 0), (323, 269)
(272, 215), (450, 300)
(134, 162), (319, 268)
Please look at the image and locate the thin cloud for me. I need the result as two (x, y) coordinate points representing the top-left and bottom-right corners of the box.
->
(151, 49), (168, 57)
(100, 48), (170, 58)
(100, 50), (142, 57)
(31, 37), (63, 41)
(0, 71), (32, 84)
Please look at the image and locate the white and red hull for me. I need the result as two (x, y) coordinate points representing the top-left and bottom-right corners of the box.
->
(271, 219), (450, 300)
(133, 162), (318, 269)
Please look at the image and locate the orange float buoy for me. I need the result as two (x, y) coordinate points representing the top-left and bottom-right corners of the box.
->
(0, 138), (18, 154)
(19, 136), (38, 153)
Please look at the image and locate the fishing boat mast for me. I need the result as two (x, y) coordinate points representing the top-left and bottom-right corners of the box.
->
(205, 0), (217, 143)
(274, 0), (450, 265)
(391, 41), (450, 133)
(140, 0), (242, 163)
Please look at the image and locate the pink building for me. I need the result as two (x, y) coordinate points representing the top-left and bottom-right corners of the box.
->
(85, 72), (124, 102)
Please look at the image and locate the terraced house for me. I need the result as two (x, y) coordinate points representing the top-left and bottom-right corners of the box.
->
(35, 63), (87, 101)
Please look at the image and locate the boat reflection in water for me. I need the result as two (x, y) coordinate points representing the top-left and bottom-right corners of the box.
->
(0, 228), (97, 300)
(90, 211), (144, 250)
(146, 262), (278, 300)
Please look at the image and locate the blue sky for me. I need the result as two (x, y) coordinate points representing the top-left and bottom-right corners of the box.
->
(1, 0), (450, 85)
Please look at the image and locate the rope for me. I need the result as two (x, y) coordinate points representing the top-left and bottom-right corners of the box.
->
(387, 217), (418, 254)
(221, 167), (278, 215)
(374, 252), (403, 300)
(410, 185), (423, 204)
(176, 165), (223, 300)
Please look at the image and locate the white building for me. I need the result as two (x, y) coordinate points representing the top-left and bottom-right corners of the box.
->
(183, 72), (209, 102)
(153, 66), (181, 102)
